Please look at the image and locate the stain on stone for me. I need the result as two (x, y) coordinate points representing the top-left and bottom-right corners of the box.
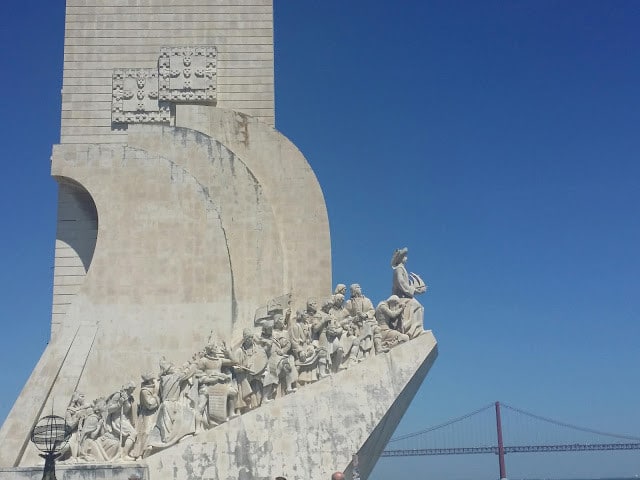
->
(233, 112), (250, 147)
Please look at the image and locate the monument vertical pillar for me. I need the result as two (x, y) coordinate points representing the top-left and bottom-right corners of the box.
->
(0, 0), (333, 469)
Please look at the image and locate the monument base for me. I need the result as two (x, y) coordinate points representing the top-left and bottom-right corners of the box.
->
(1, 332), (436, 480)
(0, 463), (148, 480)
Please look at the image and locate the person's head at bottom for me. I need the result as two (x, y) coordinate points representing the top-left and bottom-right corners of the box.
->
(331, 472), (346, 480)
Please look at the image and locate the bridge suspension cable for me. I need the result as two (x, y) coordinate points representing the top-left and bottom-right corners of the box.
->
(388, 402), (494, 443)
(501, 402), (640, 442)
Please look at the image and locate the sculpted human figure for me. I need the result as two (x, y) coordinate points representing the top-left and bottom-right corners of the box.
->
(290, 308), (318, 385)
(309, 299), (332, 378)
(375, 295), (410, 349)
(391, 247), (427, 338)
(331, 293), (360, 367)
(60, 391), (93, 461)
(345, 284), (380, 356)
(329, 293), (350, 322)
(344, 284), (375, 321)
(144, 358), (198, 456)
(194, 342), (238, 429)
(130, 373), (160, 458)
(77, 397), (121, 462)
(262, 314), (298, 402)
(319, 299), (346, 373)
(231, 329), (268, 412)
(104, 382), (138, 461)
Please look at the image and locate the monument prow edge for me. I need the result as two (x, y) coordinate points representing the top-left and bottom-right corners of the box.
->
(143, 331), (438, 480)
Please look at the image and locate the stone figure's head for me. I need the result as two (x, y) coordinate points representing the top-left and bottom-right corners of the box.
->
(334, 283), (347, 296)
(333, 293), (345, 308)
(159, 357), (175, 375)
(273, 314), (285, 331)
(242, 328), (255, 346)
(391, 247), (409, 267)
(387, 294), (400, 307)
(306, 299), (318, 314)
(350, 283), (362, 298)
(262, 320), (274, 337)
(70, 391), (85, 406)
(205, 341), (227, 358)
(295, 309), (306, 323)
(92, 397), (107, 415)
(321, 298), (333, 313)
(141, 372), (155, 385)
(124, 381), (136, 394)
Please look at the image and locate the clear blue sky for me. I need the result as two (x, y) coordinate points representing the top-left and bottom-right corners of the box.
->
(1, 1), (639, 479)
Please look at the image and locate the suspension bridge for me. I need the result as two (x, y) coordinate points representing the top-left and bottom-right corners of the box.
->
(381, 402), (640, 479)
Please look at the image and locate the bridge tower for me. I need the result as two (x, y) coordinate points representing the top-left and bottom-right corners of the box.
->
(495, 401), (507, 480)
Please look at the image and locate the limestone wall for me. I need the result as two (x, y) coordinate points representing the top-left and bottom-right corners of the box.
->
(51, 179), (98, 340)
(61, 0), (274, 145)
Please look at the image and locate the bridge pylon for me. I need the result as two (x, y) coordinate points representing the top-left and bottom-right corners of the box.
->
(495, 401), (507, 480)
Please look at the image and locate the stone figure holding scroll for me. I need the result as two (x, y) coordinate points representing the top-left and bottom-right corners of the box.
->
(391, 247), (427, 338)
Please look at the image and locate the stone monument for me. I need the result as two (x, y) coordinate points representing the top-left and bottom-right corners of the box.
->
(0, 2), (438, 480)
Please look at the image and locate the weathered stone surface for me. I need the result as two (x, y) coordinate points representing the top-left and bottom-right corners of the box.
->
(143, 331), (438, 480)
(0, 121), (331, 468)
(0, 464), (148, 480)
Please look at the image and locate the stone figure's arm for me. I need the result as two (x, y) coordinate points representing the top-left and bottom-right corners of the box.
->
(277, 336), (292, 355)
(393, 266), (415, 297)
(376, 303), (394, 320)
(364, 299), (376, 316)
(179, 363), (198, 381)
(312, 315), (329, 335)
(140, 389), (159, 410)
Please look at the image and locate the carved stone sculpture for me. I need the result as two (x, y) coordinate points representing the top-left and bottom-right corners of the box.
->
(144, 359), (197, 456)
(290, 309), (319, 386)
(319, 299), (347, 373)
(232, 329), (268, 412)
(391, 247), (427, 338)
(104, 382), (138, 461)
(308, 299), (332, 378)
(194, 343), (238, 429)
(78, 397), (121, 462)
(60, 392), (92, 461)
(375, 295), (410, 349)
(262, 314), (298, 402)
(130, 373), (160, 458)
(345, 284), (380, 358)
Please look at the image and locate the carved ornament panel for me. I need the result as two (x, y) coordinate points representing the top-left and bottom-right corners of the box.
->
(159, 46), (217, 103)
(112, 69), (170, 124)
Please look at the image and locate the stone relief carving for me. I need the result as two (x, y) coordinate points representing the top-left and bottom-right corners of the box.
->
(61, 248), (429, 463)
(111, 69), (170, 124)
(159, 46), (217, 103)
(111, 46), (217, 125)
